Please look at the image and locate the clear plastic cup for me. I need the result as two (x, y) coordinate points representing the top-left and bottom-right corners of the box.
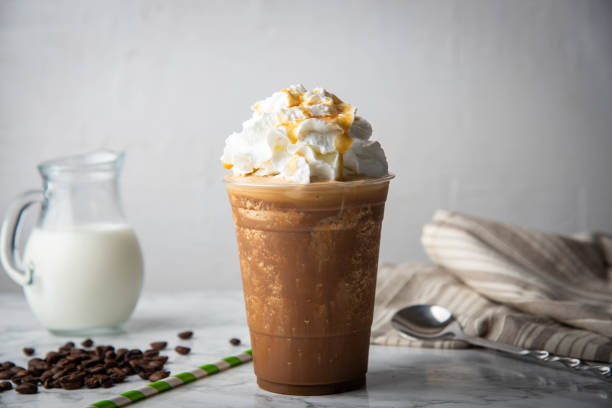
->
(225, 174), (393, 395)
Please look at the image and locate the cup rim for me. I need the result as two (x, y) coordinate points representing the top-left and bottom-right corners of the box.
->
(223, 173), (395, 188)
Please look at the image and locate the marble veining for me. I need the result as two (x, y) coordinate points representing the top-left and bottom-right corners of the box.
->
(0, 291), (610, 407)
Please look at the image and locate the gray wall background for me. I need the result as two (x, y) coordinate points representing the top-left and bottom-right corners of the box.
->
(1, 0), (611, 293)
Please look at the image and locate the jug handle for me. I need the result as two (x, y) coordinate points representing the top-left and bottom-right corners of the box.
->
(0, 190), (43, 286)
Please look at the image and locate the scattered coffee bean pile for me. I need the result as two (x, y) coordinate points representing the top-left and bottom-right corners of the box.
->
(0, 330), (241, 396)
(0, 332), (191, 395)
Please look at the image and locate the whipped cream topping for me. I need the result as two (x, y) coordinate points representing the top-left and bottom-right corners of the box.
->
(221, 84), (388, 184)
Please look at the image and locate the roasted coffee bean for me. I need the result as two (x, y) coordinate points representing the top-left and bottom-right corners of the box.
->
(11, 370), (38, 384)
(0, 371), (11, 380)
(14, 374), (39, 386)
(56, 362), (76, 374)
(148, 370), (170, 382)
(132, 360), (147, 371)
(0, 381), (12, 392)
(11, 369), (30, 383)
(94, 345), (114, 359)
(26, 375), (40, 385)
(84, 375), (100, 389)
(138, 371), (152, 380)
(229, 338), (241, 346)
(60, 373), (84, 390)
(65, 362), (78, 372)
(11, 368), (27, 377)
(108, 367), (126, 383)
(83, 357), (103, 368)
(95, 346), (106, 358)
(71, 347), (87, 355)
(1, 361), (15, 370)
(23, 347), (35, 356)
(105, 350), (116, 360)
(60, 380), (82, 390)
(151, 355), (169, 364)
(27, 358), (48, 374)
(177, 331), (193, 339)
(45, 352), (62, 364)
(66, 354), (86, 363)
(143, 349), (159, 358)
(116, 348), (128, 360)
(141, 359), (163, 371)
(52, 368), (70, 380)
(89, 364), (107, 374)
(126, 349), (143, 360)
(120, 366), (133, 375)
(55, 358), (73, 369)
(9, 366), (25, 375)
(128, 359), (142, 371)
(108, 367), (125, 378)
(90, 374), (111, 388)
(104, 360), (118, 369)
(81, 338), (94, 348)
(40, 370), (53, 382)
(150, 341), (167, 350)
(15, 382), (38, 394)
(142, 361), (157, 372)
(175, 346), (190, 355)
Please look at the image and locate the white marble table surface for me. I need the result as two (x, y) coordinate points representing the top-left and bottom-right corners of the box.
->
(0, 291), (611, 407)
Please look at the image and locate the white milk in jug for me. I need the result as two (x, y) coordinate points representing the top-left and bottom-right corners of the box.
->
(22, 224), (143, 332)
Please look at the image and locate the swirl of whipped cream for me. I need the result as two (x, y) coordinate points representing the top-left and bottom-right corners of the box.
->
(221, 84), (388, 184)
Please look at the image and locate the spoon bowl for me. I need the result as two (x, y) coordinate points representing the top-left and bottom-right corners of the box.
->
(391, 304), (458, 340)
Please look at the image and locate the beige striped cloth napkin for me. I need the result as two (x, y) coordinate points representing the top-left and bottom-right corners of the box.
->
(371, 210), (612, 362)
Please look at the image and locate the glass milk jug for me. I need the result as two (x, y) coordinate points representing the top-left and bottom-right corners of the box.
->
(0, 151), (143, 334)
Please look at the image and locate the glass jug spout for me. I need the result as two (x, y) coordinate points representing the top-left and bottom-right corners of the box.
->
(37, 150), (129, 228)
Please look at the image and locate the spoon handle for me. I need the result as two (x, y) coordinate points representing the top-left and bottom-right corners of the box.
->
(520, 349), (612, 379)
(467, 335), (524, 355)
(468, 336), (612, 381)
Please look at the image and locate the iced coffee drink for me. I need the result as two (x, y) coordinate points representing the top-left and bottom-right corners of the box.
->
(222, 85), (392, 395)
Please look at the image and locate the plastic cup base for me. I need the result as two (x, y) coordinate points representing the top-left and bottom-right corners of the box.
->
(257, 376), (366, 396)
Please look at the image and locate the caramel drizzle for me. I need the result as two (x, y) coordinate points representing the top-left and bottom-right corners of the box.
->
(276, 88), (355, 180)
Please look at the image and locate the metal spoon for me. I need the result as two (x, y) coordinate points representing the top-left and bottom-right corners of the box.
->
(391, 304), (612, 380)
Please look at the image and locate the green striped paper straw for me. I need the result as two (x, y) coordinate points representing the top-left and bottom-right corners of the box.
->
(89, 349), (252, 408)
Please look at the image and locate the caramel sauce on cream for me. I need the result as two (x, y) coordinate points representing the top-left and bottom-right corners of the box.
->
(275, 88), (355, 180)
(281, 88), (304, 107)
